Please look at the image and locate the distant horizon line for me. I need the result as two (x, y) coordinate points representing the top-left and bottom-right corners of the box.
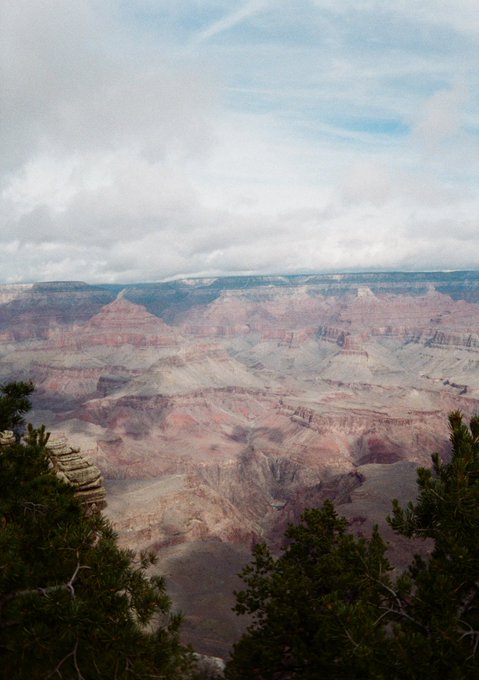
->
(2, 268), (479, 288)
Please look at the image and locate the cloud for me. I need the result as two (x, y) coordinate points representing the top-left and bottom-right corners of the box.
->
(413, 85), (468, 153)
(192, 0), (272, 43)
(1, 1), (479, 283)
(0, 0), (214, 173)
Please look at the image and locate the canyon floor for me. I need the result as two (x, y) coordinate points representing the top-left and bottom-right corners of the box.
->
(2, 272), (479, 656)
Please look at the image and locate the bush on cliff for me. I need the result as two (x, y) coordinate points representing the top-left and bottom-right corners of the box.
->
(225, 412), (479, 679)
(0, 420), (195, 677)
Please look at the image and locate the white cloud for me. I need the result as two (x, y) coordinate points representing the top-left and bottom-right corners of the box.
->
(412, 85), (468, 153)
(193, 0), (272, 43)
(1, 1), (479, 283)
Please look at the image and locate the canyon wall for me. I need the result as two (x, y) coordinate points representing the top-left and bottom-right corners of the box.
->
(2, 271), (479, 655)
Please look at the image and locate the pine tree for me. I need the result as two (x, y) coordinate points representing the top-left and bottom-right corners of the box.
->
(0, 380), (34, 434)
(387, 411), (479, 678)
(225, 502), (392, 679)
(226, 412), (479, 678)
(0, 390), (195, 679)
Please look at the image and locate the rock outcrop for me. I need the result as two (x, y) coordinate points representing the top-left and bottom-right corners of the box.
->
(47, 434), (106, 511)
(0, 429), (106, 512)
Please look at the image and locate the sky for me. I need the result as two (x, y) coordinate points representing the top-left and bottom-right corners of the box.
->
(2, 1), (479, 284)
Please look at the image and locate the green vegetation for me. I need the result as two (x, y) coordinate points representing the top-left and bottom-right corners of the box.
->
(0, 386), (196, 679)
(0, 380), (34, 433)
(225, 502), (391, 678)
(226, 412), (479, 679)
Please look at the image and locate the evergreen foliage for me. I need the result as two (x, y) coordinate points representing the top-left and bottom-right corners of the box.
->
(0, 389), (195, 679)
(226, 502), (392, 679)
(226, 412), (479, 679)
(387, 410), (479, 678)
(0, 380), (34, 433)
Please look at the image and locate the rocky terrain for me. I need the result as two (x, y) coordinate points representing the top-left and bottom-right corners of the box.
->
(2, 272), (479, 656)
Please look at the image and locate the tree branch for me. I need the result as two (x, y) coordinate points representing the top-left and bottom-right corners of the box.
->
(47, 639), (85, 680)
(3, 561), (91, 605)
(367, 577), (429, 632)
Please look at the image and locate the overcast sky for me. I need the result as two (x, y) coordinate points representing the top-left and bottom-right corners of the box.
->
(2, 1), (479, 283)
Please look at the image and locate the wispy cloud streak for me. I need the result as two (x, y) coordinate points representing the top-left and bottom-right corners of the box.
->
(192, 0), (271, 43)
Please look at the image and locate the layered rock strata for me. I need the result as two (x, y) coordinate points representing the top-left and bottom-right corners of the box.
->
(0, 429), (106, 511)
(47, 434), (106, 511)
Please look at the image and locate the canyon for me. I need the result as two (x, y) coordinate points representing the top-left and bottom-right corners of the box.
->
(2, 271), (479, 656)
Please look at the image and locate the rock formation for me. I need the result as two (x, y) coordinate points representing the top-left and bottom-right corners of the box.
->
(47, 434), (106, 511)
(0, 428), (106, 512)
